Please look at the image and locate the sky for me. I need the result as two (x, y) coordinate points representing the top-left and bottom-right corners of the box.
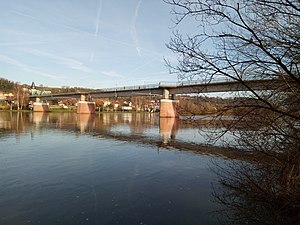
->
(0, 0), (182, 89)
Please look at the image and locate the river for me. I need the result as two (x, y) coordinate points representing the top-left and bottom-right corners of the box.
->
(0, 112), (231, 225)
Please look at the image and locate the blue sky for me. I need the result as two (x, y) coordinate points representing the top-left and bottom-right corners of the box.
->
(0, 0), (181, 88)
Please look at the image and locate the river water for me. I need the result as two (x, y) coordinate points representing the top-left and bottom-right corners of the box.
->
(0, 112), (230, 225)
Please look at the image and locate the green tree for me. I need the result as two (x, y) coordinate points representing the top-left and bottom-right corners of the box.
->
(0, 77), (14, 92)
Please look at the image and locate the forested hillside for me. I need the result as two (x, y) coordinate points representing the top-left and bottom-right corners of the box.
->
(0, 77), (14, 92)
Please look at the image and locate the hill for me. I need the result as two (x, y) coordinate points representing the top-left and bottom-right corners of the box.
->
(0, 77), (15, 92)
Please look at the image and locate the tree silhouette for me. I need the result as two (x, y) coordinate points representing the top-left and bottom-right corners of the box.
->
(165, 0), (300, 224)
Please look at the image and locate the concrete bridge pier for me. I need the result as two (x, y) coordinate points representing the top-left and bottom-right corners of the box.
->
(77, 94), (96, 114)
(33, 97), (50, 112)
(159, 88), (179, 118)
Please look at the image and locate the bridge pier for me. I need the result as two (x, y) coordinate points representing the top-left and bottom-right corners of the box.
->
(159, 88), (179, 118)
(33, 97), (50, 112)
(77, 94), (96, 114)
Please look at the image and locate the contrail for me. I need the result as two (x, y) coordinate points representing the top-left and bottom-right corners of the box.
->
(90, 0), (103, 63)
(131, 0), (142, 58)
(129, 56), (158, 75)
(11, 9), (90, 35)
(94, 0), (103, 37)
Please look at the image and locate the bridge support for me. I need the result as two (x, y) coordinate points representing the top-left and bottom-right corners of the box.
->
(33, 97), (49, 112)
(77, 95), (96, 114)
(159, 88), (179, 118)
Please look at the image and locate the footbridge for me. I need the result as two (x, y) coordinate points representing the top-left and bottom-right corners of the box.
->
(29, 78), (281, 117)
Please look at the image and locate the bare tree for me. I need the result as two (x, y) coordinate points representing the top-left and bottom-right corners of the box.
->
(165, 0), (300, 223)
(165, 0), (299, 117)
(13, 83), (29, 110)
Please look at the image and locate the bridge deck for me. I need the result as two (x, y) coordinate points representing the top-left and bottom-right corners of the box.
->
(29, 79), (281, 100)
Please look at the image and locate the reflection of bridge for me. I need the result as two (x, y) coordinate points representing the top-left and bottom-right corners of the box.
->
(29, 79), (280, 118)
(30, 112), (271, 163)
(0, 111), (271, 163)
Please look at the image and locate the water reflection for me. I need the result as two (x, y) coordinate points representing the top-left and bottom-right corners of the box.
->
(159, 117), (179, 145)
(0, 111), (255, 160)
(32, 112), (49, 125)
(77, 114), (95, 133)
(0, 111), (222, 225)
(1, 112), (295, 224)
(213, 156), (300, 225)
(1, 112), (178, 144)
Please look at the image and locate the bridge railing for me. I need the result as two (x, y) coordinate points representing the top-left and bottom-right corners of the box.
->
(160, 76), (272, 87)
(99, 83), (160, 92)
(159, 76), (234, 87)
(92, 77), (236, 93)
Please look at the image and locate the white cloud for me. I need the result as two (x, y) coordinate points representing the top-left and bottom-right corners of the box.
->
(0, 41), (44, 46)
(0, 54), (24, 67)
(22, 48), (94, 73)
(9, 10), (36, 20)
(24, 67), (64, 80)
(9, 9), (92, 36)
(101, 70), (125, 78)
(0, 54), (63, 80)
